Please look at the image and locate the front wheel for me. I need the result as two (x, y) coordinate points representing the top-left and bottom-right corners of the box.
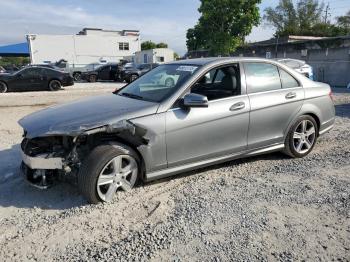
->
(78, 144), (140, 204)
(284, 115), (318, 158)
(48, 80), (61, 91)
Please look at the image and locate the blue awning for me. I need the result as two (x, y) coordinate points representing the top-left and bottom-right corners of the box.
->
(0, 42), (29, 57)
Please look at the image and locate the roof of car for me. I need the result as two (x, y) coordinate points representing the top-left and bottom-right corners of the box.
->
(167, 57), (279, 66)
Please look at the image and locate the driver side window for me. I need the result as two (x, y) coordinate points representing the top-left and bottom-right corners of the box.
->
(191, 64), (241, 101)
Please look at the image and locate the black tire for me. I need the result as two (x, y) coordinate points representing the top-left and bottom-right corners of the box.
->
(284, 115), (318, 158)
(165, 78), (175, 87)
(78, 144), (140, 204)
(0, 81), (7, 93)
(130, 74), (138, 82)
(73, 72), (82, 81)
(48, 80), (61, 91)
(89, 74), (97, 83)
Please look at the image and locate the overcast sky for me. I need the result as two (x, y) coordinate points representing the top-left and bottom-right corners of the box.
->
(0, 0), (348, 55)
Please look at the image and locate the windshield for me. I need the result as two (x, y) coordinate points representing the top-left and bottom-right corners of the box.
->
(117, 64), (200, 102)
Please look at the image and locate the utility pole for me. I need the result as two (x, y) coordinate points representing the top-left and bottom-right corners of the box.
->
(324, 2), (331, 24)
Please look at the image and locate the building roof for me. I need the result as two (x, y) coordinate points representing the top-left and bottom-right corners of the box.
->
(0, 42), (29, 57)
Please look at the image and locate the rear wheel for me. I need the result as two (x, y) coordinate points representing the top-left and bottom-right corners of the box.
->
(284, 115), (318, 158)
(73, 72), (82, 81)
(130, 74), (138, 82)
(0, 82), (7, 93)
(78, 144), (140, 204)
(165, 78), (175, 87)
(48, 80), (61, 91)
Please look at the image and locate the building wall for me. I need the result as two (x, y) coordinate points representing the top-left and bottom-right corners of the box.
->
(28, 33), (140, 67)
(234, 39), (350, 87)
(134, 48), (174, 64)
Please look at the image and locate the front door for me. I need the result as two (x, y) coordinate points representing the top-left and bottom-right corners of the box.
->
(165, 64), (250, 167)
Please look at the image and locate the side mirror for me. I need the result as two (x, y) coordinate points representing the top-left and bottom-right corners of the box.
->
(182, 93), (208, 108)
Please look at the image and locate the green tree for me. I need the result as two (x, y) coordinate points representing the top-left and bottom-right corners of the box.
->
(174, 52), (180, 60)
(0, 56), (30, 67)
(156, 42), (168, 48)
(337, 10), (350, 30)
(186, 0), (261, 55)
(141, 41), (157, 50)
(264, 0), (324, 36)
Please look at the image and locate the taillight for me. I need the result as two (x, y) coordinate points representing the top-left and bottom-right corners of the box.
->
(329, 90), (334, 102)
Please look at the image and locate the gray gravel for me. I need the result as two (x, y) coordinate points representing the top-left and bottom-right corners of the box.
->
(0, 85), (349, 261)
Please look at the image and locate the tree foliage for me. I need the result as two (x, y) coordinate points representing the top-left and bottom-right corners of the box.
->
(141, 41), (169, 50)
(156, 42), (168, 48)
(141, 41), (157, 50)
(264, 0), (350, 37)
(186, 0), (261, 56)
(0, 56), (29, 67)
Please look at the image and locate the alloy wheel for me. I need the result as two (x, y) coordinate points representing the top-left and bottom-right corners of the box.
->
(96, 155), (138, 202)
(292, 120), (316, 154)
(49, 80), (61, 91)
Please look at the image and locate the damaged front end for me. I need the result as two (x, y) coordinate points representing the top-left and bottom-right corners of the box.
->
(20, 120), (148, 189)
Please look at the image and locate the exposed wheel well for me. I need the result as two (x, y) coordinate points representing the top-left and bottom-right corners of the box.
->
(88, 135), (147, 181)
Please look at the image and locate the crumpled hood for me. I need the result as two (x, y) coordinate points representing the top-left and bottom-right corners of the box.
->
(18, 94), (158, 138)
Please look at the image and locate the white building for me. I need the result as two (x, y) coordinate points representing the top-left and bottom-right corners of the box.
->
(134, 48), (174, 64)
(26, 28), (141, 66)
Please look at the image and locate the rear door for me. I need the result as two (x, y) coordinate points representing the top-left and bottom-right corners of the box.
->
(243, 62), (304, 149)
(98, 66), (111, 80)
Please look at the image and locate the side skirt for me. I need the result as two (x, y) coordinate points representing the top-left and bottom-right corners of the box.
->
(145, 143), (285, 182)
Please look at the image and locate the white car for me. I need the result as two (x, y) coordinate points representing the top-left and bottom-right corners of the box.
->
(276, 59), (314, 80)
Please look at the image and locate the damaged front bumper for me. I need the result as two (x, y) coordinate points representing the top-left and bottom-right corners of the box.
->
(21, 149), (63, 170)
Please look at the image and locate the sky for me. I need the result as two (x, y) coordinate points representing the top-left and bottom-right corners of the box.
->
(0, 0), (349, 55)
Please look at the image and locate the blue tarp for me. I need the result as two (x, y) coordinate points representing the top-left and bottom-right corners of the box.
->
(0, 42), (29, 56)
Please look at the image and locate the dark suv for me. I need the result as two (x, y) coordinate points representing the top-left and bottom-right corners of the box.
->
(82, 64), (120, 82)
(120, 63), (159, 83)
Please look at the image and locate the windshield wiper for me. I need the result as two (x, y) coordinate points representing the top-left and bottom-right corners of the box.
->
(119, 92), (144, 100)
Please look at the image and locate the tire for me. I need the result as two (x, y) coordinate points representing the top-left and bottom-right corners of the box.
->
(0, 81), (7, 93)
(48, 80), (61, 91)
(130, 74), (138, 82)
(284, 115), (318, 158)
(78, 144), (140, 204)
(165, 78), (175, 87)
(89, 75), (97, 83)
(73, 72), (82, 81)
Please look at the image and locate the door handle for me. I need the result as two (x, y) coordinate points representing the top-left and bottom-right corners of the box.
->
(285, 92), (296, 99)
(230, 102), (245, 111)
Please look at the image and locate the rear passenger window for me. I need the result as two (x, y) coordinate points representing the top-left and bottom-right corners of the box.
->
(279, 68), (299, 88)
(244, 62), (281, 93)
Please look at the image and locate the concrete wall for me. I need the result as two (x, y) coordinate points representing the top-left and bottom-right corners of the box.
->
(28, 33), (140, 66)
(234, 41), (350, 87)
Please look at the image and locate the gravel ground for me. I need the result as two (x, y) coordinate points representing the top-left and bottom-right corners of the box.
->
(0, 84), (349, 261)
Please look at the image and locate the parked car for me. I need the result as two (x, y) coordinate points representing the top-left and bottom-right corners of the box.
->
(120, 63), (159, 83)
(81, 64), (120, 82)
(276, 58), (314, 80)
(18, 57), (335, 203)
(0, 66), (74, 93)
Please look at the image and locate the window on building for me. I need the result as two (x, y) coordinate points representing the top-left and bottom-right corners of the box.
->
(156, 56), (165, 62)
(244, 62), (282, 93)
(119, 42), (129, 51)
(279, 68), (299, 89)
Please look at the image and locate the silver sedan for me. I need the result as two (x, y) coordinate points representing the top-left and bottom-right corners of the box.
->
(19, 57), (335, 203)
